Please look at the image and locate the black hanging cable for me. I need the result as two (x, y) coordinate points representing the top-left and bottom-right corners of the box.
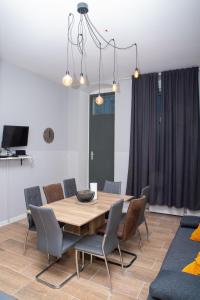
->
(98, 43), (102, 95)
(86, 14), (136, 50)
(84, 14), (102, 48)
(135, 43), (138, 68)
(65, 14), (71, 73)
(68, 13), (79, 46)
(63, 4), (140, 88)
(113, 39), (116, 82)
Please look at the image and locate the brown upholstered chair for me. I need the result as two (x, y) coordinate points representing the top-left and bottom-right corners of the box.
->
(123, 185), (150, 240)
(138, 186), (150, 240)
(43, 183), (64, 204)
(98, 195), (146, 268)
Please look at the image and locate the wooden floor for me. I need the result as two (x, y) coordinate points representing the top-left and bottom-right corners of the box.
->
(0, 212), (180, 300)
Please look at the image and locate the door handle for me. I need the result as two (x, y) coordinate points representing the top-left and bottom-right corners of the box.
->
(90, 151), (94, 160)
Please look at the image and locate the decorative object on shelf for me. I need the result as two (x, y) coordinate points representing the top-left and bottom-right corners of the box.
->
(43, 128), (54, 144)
(62, 2), (140, 105)
(76, 190), (95, 203)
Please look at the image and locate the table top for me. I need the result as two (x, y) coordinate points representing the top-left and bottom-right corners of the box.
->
(44, 191), (133, 227)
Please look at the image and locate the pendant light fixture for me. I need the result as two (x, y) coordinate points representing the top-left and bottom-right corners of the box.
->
(133, 43), (140, 79)
(62, 14), (73, 87)
(95, 45), (104, 105)
(62, 3), (140, 101)
(112, 39), (119, 92)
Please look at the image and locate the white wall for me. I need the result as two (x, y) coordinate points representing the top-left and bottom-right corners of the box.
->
(0, 62), (66, 223)
(0, 61), (90, 224)
(115, 79), (132, 194)
(63, 88), (89, 190)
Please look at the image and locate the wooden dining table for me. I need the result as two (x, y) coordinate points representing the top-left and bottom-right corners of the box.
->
(44, 191), (133, 235)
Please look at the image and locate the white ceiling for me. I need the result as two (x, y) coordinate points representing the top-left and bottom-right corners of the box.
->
(0, 0), (200, 85)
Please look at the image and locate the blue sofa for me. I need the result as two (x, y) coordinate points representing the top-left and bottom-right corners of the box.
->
(0, 292), (15, 300)
(148, 216), (200, 300)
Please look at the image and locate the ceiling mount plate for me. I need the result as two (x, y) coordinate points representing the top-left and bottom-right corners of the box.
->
(77, 2), (89, 14)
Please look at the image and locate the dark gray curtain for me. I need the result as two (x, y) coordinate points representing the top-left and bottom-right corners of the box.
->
(156, 67), (200, 210)
(126, 73), (159, 199)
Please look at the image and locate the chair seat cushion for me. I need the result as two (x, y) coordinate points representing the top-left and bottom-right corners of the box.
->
(75, 234), (104, 256)
(62, 232), (82, 253)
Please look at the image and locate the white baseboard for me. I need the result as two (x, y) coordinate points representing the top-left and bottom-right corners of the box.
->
(0, 213), (26, 227)
(149, 205), (185, 216)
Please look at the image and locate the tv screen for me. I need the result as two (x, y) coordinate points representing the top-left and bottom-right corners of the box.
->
(1, 125), (29, 148)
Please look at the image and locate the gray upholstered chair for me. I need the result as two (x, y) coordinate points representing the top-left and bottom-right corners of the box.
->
(103, 180), (121, 194)
(103, 180), (122, 219)
(24, 186), (42, 253)
(63, 178), (77, 198)
(74, 199), (124, 290)
(29, 204), (81, 289)
(122, 185), (150, 240)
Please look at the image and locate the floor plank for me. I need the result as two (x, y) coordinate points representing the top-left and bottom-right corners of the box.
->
(0, 212), (180, 299)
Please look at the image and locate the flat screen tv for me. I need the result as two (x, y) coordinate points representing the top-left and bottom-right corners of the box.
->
(1, 125), (29, 148)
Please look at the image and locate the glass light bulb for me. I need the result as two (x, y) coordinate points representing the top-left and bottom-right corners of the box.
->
(112, 81), (118, 92)
(133, 68), (140, 79)
(62, 72), (73, 87)
(80, 73), (85, 85)
(95, 95), (104, 105)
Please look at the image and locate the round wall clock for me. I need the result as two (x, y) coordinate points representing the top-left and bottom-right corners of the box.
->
(43, 128), (54, 144)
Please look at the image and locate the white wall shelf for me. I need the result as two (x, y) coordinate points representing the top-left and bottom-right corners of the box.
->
(0, 155), (32, 166)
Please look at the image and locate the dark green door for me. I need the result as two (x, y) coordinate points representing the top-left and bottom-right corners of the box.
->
(89, 92), (115, 190)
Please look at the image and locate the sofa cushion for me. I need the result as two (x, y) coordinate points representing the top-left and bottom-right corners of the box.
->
(149, 270), (200, 300)
(180, 216), (200, 228)
(190, 224), (200, 242)
(0, 292), (16, 299)
(182, 252), (200, 275)
(161, 227), (200, 271)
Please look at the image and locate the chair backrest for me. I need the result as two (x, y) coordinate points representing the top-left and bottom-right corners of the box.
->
(43, 183), (64, 204)
(24, 186), (43, 229)
(121, 196), (146, 241)
(103, 199), (123, 255)
(24, 186), (42, 209)
(29, 205), (63, 257)
(103, 180), (121, 194)
(63, 178), (77, 198)
(137, 185), (150, 226)
(141, 185), (150, 202)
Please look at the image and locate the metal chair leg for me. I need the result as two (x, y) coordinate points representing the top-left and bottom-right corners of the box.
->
(117, 242), (124, 270)
(82, 251), (85, 268)
(75, 250), (80, 279)
(144, 217), (149, 241)
(137, 229), (142, 249)
(23, 228), (29, 254)
(104, 255), (112, 291)
(36, 257), (77, 289)
(103, 248), (137, 268)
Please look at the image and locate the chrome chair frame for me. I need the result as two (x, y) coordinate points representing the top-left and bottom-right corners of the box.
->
(75, 234), (123, 291)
